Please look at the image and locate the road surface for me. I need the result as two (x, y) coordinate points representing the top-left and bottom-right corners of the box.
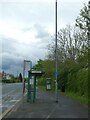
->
(1, 83), (23, 118)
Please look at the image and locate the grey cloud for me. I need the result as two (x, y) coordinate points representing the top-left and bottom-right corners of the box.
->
(33, 24), (52, 49)
(0, 38), (2, 53)
(2, 37), (30, 58)
(1, 36), (47, 75)
(2, 37), (16, 53)
(2, 37), (26, 74)
(1, 1), (54, 27)
(1, 0), (88, 29)
(21, 27), (32, 32)
(2, 50), (45, 76)
(2, 53), (24, 75)
(2, 53), (23, 69)
(21, 24), (52, 49)
(34, 24), (50, 39)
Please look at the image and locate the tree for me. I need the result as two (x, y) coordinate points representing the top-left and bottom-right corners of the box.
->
(47, 25), (87, 61)
(76, 3), (88, 30)
(75, 3), (88, 51)
(19, 73), (22, 82)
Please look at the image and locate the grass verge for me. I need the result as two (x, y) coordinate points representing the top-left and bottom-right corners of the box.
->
(62, 91), (88, 106)
(38, 85), (46, 91)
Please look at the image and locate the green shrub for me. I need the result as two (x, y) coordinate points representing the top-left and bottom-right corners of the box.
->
(37, 77), (46, 86)
(76, 68), (88, 97)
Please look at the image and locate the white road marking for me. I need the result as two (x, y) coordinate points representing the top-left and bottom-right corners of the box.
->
(2, 90), (16, 98)
(9, 100), (20, 102)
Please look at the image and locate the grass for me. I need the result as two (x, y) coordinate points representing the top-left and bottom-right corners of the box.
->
(38, 85), (46, 91)
(38, 85), (55, 92)
(61, 91), (88, 106)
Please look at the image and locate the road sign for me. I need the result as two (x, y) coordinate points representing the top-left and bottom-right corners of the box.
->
(29, 70), (44, 76)
(55, 71), (58, 77)
(31, 71), (42, 74)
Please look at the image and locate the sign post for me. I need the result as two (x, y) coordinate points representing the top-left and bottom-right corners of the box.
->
(33, 76), (36, 101)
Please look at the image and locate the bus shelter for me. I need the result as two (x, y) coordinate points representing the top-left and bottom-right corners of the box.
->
(27, 69), (44, 103)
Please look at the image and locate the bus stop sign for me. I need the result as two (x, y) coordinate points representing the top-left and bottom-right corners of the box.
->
(55, 71), (58, 77)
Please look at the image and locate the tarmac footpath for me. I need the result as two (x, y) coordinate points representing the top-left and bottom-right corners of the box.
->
(2, 88), (88, 119)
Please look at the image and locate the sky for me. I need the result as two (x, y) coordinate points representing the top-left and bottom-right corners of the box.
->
(0, 0), (88, 76)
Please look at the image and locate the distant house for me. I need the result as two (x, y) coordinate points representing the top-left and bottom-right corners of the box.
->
(0, 73), (2, 81)
(2, 71), (6, 80)
(2, 71), (11, 80)
(6, 74), (11, 80)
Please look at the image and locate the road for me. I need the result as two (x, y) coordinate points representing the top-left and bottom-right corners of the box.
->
(1, 83), (23, 118)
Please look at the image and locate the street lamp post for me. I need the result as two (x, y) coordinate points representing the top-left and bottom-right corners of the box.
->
(55, 0), (58, 103)
(88, 1), (90, 42)
(88, 1), (90, 96)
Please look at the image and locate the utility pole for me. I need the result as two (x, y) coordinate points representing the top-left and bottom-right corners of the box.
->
(88, 1), (90, 96)
(88, 1), (90, 17)
(88, 1), (90, 43)
(88, 1), (90, 61)
(55, 0), (58, 103)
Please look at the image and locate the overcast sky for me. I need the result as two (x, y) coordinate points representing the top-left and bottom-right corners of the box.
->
(0, 0), (88, 76)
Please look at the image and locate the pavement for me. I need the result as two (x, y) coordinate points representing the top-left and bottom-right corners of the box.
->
(2, 88), (88, 119)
